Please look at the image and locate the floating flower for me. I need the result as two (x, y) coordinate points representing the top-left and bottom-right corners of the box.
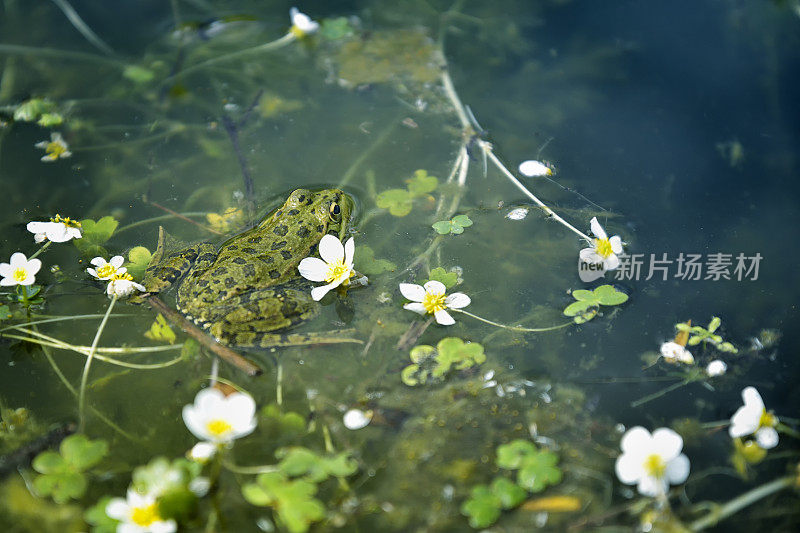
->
(182, 388), (257, 445)
(615, 426), (690, 497)
(729, 387), (779, 450)
(87, 255), (126, 280)
(35, 132), (72, 162)
(105, 489), (177, 533)
(579, 217), (623, 271)
(298, 235), (355, 301)
(706, 359), (727, 377)
(289, 7), (319, 37)
(399, 280), (470, 326)
(343, 408), (373, 430)
(187, 442), (217, 464)
(518, 159), (553, 177)
(26, 214), (82, 243)
(106, 272), (146, 298)
(659, 341), (694, 365)
(0, 252), (41, 287)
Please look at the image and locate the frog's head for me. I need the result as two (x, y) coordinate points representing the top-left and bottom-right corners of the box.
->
(286, 188), (353, 239)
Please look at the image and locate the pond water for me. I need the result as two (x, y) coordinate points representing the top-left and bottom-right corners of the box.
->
(1, 1), (799, 532)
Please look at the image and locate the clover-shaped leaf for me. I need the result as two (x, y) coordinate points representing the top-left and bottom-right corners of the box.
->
(319, 17), (355, 40)
(60, 434), (108, 471)
(125, 246), (152, 280)
(436, 337), (485, 371)
(13, 98), (55, 122)
(144, 314), (176, 344)
(74, 216), (118, 257)
(32, 435), (107, 504)
(355, 245), (396, 275)
(496, 439), (537, 470)
(592, 284), (628, 305)
(402, 339), (485, 386)
(432, 214), (473, 235)
(426, 267), (457, 288)
(516, 450), (562, 492)
(490, 477), (526, 508)
(406, 169), (438, 195)
(376, 189), (413, 217)
(564, 285), (627, 323)
(37, 112), (63, 127)
(276, 447), (357, 483)
(242, 472), (326, 533)
(261, 404), (306, 434)
(33, 470), (86, 504)
(460, 484), (502, 529)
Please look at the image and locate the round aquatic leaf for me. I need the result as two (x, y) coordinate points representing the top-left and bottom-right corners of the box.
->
(242, 483), (274, 506)
(570, 289), (596, 302)
(355, 245), (396, 275)
(460, 485), (502, 529)
(593, 285), (628, 305)
(125, 246), (152, 279)
(572, 307), (598, 324)
(409, 345), (436, 364)
(60, 434), (108, 470)
(563, 300), (595, 317)
(426, 267), (458, 289)
(451, 215), (473, 228)
(401, 364), (421, 386)
(450, 224), (465, 235)
(496, 439), (537, 470)
(34, 471), (87, 503)
(516, 451), (562, 493)
(490, 477), (526, 509)
(376, 189), (413, 217)
(32, 450), (67, 474)
(432, 221), (453, 235)
(276, 448), (321, 479)
(406, 170), (438, 195)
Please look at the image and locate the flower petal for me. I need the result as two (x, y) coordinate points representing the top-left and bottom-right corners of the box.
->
(651, 428), (683, 461)
(110, 256), (125, 268)
(422, 280), (446, 295)
(9, 252), (28, 268)
(610, 235), (623, 254)
(298, 257), (329, 282)
(620, 426), (652, 453)
(614, 452), (642, 484)
(445, 292), (471, 309)
(399, 283), (425, 302)
(729, 405), (759, 438)
(604, 254), (620, 271)
(90, 257), (106, 267)
(0, 262), (11, 277)
(343, 237), (355, 268)
(104, 498), (130, 520)
(665, 454), (690, 484)
(311, 282), (336, 301)
(756, 427), (779, 449)
(434, 309), (455, 325)
(403, 302), (427, 315)
(27, 258), (42, 276)
(589, 217), (607, 239)
(579, 247), (602, 264)
(742, 387), (764, 411)
(637, 475), (664, 497)
(318, 234), (344, 264)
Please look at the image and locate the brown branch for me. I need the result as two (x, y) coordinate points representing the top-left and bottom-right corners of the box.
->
(146, 295), (262, 376)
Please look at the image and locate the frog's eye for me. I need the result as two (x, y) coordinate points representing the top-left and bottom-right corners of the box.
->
(329, 202), (342, 222)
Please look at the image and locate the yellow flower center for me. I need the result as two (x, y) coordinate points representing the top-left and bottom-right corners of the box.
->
(51, 214), (80, 228)
(643, 454), (666, 478)
(325, 260), (350, 283)
(96, 264), (117, 278)
(595, 238), (613, 258)
(12, 268), (28, 283)
(130, 503), (160, 527)
(45, 141), (67, 158)
(422, 292), (447, 315)
(290, 25), (306, 38)
(110, 272), (134, 282)
(759, 410), (777, 428)
(206, 419), (233, 437)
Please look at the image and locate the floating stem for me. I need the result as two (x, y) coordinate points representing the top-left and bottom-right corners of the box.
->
(78, 294), (117, 431)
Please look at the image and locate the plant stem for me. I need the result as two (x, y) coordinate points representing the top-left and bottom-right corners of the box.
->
(78, 294), (117, 431)
(27, 240), (51, 260)
(452, 308), (573, 332)
(630, 379), (692, 408)
(689, 476), (795, 531)
(276, 360), (283, 407)
(51, 0), (115, 56)
(176, 33), (296, 78)
(0, 44), (123, 67)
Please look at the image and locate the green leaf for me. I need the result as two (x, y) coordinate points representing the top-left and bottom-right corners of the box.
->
(32, 451), (67, 474)
(496, 439), (537, 470)
(460, 485), (502, 529)
(451, 214), (473, 228)
(593, 284), (628, 305)
(708, 316), (721, 333)
(406, 169), (438, 196)
(144, 314), (176, 344)
(244, 472), (326, 533)
(409, 344), (436, 364)
(319, 17), (354, 40)
(123, 65), (155, 84)
(33, 471), (87, 504)
(37, 113), (64, 127)
(432, 221), (452, 235)
(570, 290), (595, 301)
(376, 189), (413, 217)
(14, 98), (54, 122)
(276, 447), (357, 483)
(401, 364), (421, 386)
(125, 246), (152, 280)
(563, 300), (595, 317)
(74, 216), (118, 257)
(60, 434), (108, 471)
(515, 450), (562, 493)
(157, 488), (198, 522)
(354, 245), (395, 275)
(436, 337), (485, 369)
(261, 404), (306, 434)
(490, 477), (526, 509)
(242, 483), (274, 506)
(0, 304), (10, 320)
(426, 267), (458, 289)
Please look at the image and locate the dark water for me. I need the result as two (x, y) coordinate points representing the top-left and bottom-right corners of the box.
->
(0, 1), (798, 531)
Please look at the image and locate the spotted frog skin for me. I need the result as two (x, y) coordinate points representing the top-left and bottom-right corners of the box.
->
(140, 189), (352, 347)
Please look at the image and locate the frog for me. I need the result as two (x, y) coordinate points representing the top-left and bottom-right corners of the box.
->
(138, 188), (353, 347)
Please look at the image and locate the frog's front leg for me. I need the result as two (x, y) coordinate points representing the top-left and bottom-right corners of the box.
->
(140, 242), (216, 295)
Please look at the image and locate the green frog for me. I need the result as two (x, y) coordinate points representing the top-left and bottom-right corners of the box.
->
(139, 188), (352, 347)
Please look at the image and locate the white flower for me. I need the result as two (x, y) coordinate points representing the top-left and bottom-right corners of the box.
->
(297, 235), (355, 301)
(289, 7), (319, 36)
(343, 408), (373, 430)
(187, 442), (217, 464)
(0, 252), (41, 286)
(26, 215), (82, 243)
(35, 132), (72, 162)
(399, 280), (470, 326)
(105, 489), (177, 533)
(579, 217), (624, 271)
(87, 255), (126, 280)
(188, 477), (211, 497)
(659, 341), (694, 365)
(106, 272), (146, 298)
(505, 207), (529, 221)
(518, 160), (553, 177)
(729, 387), (779, 449)
(615, 426), (690, 497)
(706, 360), (727, 377)
(182, 388), (257, 445)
